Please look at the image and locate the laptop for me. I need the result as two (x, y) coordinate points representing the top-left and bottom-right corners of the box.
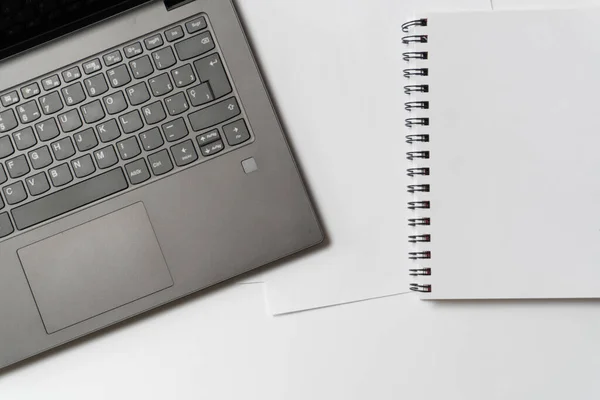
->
(0, 0), (323, 369)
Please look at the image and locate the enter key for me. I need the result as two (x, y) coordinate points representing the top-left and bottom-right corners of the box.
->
(193, 53), (232, 99)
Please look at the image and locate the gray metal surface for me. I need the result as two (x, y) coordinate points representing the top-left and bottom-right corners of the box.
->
(0, 0), (323, 369)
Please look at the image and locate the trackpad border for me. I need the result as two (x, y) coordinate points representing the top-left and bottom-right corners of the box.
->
(17, 202), (173, 334)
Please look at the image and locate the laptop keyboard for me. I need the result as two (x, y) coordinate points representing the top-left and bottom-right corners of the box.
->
(0, 14), (253, 240)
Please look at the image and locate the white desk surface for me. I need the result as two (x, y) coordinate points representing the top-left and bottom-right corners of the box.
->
(4, 0), (600, 398)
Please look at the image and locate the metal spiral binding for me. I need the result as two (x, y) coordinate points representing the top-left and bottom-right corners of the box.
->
(404, 18), (432, 294)
(401, 18), (428, 32)
(408, 201), (430, 210)
(410, 284), (432, 293)
(403, 68), (429, 78)
(409, 268), (431, 276)
(407, 167), (430, 176)
(403, 52), (428, 61)
(405, 101), (429, 111)
(404, 84), (429, 95)
(406, 135), (429, 144)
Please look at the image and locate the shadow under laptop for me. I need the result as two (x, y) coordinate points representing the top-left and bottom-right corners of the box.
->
(0, 218), (329, 379)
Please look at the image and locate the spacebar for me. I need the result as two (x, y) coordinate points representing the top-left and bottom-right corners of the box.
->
(12, 168), (128, 231)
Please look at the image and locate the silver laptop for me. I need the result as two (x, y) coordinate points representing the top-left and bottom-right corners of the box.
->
(0, 0), (322, 369)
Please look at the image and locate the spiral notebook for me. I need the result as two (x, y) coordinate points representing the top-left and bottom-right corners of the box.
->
(403, 7), (600, 299)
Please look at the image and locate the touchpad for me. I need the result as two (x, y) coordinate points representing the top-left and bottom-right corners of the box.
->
(18, 203), (173, 334)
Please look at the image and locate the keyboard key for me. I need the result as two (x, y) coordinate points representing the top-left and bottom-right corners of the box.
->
(171, 140), (198, 166)
(188, 97), (240, 132)
(81, 100), (105, 124)
(129, 55), (154, 79)
(0, 136), (15, 159)
(125, 159), (150, 184)
(103, 50), (122, 67)
(94, 146), (119, 169)
(83, 59), (102, 74)
(71, 154), (96, 178)
(29, 146), (53, 170)
(42, 75), (61, 91)
(3, 181), (27, 205)
(0, 212), (14, 238)
(149, 73), (173, 96)
(6, 155), (30, 178)
(62, 67), (82, 83)
(223, 119), (251, 146)
(193, 54), (232, 99)
(185, 17), (207, 34)
(187, 82), (214, 107)
(51, 137), (76, 161)
(84, 74), (109, 97)
(165, 26), (184, 42)
(175, 32), (215, 61)
(162, 118), (188, 142)
(119, 110), (143, 134)
(196, 129), (220, 146)
(0, 165), (6, 185)
(25, 172), (50, 196)
(11, 168), (128, 231)
(148, 150), (173, 176)
(107, 64), (131, 88)
(152, 47), (177, 70)
(74, 128), (98, 151)
(0, 110), (18, 133)
(39, 91), (64, 115)
(49, 164), (73, 187)
(117, 137), (141, 160)
(12, 127), (37, 151)
(103, 91), (128, 115)
(61, 82), (86, 106)
(144, 34), (163, 50)
(139, 127), (164, 151)
(124, 42), (143, 59)
(1, 91), (19, 107)
(125, 82), (151, 106)
(165, 92), (189, 116)
(58, 109), (83, 133)
(21, 83), (40, 99)
(97, 119), (121, 142)
(16, 101), (41, 124)
(172, 64), (196, 88)
(141, 101), (167, 124)
(35, 118), (60, 141)
(200, 140), (224, 157)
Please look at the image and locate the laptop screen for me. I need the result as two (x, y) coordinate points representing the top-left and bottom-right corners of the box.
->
(0, 0), (153, 61)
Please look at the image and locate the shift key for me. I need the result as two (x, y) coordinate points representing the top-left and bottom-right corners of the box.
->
(188, 97), (240, 132)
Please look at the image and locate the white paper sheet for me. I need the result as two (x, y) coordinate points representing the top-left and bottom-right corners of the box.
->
(236, 0), (492, 315)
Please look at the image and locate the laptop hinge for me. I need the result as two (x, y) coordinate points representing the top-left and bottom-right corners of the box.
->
(164, 0), (195, 11)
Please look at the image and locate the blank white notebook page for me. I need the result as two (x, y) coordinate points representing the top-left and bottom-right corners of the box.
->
(418, 8), (600, 299)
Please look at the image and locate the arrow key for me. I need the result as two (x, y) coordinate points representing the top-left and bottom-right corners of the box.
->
(223, 119), (250, 146)
(196, 129), (220, 146)
(170, 140), (198, 167)
(200, 140), (224, 157)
